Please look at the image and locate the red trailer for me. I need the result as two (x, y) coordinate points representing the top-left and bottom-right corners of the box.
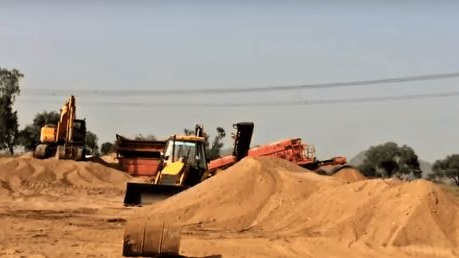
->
(209, 138), (347, 173)
(115, 134), (166, 177)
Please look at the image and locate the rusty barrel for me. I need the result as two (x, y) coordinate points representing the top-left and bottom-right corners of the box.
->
(123, 218), (182, 257)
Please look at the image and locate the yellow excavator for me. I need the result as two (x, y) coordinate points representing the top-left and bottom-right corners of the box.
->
(34, 95), (87, 161)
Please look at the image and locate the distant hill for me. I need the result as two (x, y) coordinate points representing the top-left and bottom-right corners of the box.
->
(349, 151), (432, 178)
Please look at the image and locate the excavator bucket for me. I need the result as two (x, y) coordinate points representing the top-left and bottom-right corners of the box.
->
(123, 182), (188, 206)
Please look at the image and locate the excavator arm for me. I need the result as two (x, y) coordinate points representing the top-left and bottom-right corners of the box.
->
(56, 95), (76, 143)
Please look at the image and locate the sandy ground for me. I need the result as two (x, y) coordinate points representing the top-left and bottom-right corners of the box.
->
(1, 155), (459, 258)
(0, 194), (133, 258)
(0, 155), (133, 257)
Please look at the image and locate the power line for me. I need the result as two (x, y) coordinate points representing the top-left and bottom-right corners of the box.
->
(22, 71), (459, 96)
(21, 90), (459, 107)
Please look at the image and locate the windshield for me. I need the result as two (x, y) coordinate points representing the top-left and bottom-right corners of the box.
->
(164, 140), (206, 168)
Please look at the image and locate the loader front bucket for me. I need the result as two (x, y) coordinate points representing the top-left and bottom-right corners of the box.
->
(123, 182), (189, 206)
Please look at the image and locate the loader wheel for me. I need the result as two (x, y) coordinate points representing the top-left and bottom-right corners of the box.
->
(123, 219), (181, 257)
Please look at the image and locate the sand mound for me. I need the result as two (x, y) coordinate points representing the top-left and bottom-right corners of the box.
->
(0, 155), (131, 199)
(99, 153), (118, 164)
(332, 166), (366, 182)
(132, 157), (459, 252)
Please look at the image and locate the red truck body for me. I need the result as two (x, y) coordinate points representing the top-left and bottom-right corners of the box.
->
(115, 135), (166, 177)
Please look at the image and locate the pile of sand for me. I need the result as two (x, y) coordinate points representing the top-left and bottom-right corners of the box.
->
(0, 155), (131, 199)
(332, 166), (367, 182)
(132, 157), (459, 253)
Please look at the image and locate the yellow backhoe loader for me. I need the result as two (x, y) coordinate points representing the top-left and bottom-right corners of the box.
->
(123, 123), (255, 206)
(34, 95), (87, 161)
(123, 125), (209, 205)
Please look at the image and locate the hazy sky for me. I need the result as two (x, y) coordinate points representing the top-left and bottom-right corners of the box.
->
(1, 1), (459, 162)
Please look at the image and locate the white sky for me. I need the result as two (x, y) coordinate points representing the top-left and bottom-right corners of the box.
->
(1, 0), (459, 162)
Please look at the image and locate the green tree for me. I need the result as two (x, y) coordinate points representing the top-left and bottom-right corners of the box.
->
(183, 126), (226, 160)
(85, 131), (99, 155)
(134, 134), (157, 141)
(18, 111), (60, 151)
(430, 155), (459, 186)
(0, 68), (23, 154)
(208, 127), (226, 160)
(100, 141), (114, 155)
(358, 142), (421, 178)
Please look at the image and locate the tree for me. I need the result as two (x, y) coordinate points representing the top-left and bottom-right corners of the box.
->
(208, 127), (226, 160)
(358, 142), (421, 178)
(183, 126), (226, 160)
(18, 111), (60, 151)
(0, 68), (23, 154)
(85, 131), (99, 155)
(430, 155), (459, 186)
(134, 134), (157, 141)
(100, 142), (114, 155)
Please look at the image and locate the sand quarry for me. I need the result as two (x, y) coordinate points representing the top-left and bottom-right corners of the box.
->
(0, 155), (459, 257)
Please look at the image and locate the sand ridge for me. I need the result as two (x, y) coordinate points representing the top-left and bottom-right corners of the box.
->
(131, 157), (459, 257)
(332, 166), (367, 182)
(0, 154), (131, 199)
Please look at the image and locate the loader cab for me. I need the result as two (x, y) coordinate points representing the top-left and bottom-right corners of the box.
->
(161, 135), (208, 186)
(163, 135), (207, 170)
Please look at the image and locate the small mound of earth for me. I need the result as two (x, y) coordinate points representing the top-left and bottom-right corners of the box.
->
(130, 157), (459, 254)
(332, 166), (366, 182)
(0, 155), (131, 199)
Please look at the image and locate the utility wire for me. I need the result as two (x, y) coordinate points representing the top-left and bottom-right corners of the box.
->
(22, 71), (459, 96)
(20, 90), (459, 107)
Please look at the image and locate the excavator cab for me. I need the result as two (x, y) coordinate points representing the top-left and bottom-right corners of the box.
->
(72, 119), (86, 144)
